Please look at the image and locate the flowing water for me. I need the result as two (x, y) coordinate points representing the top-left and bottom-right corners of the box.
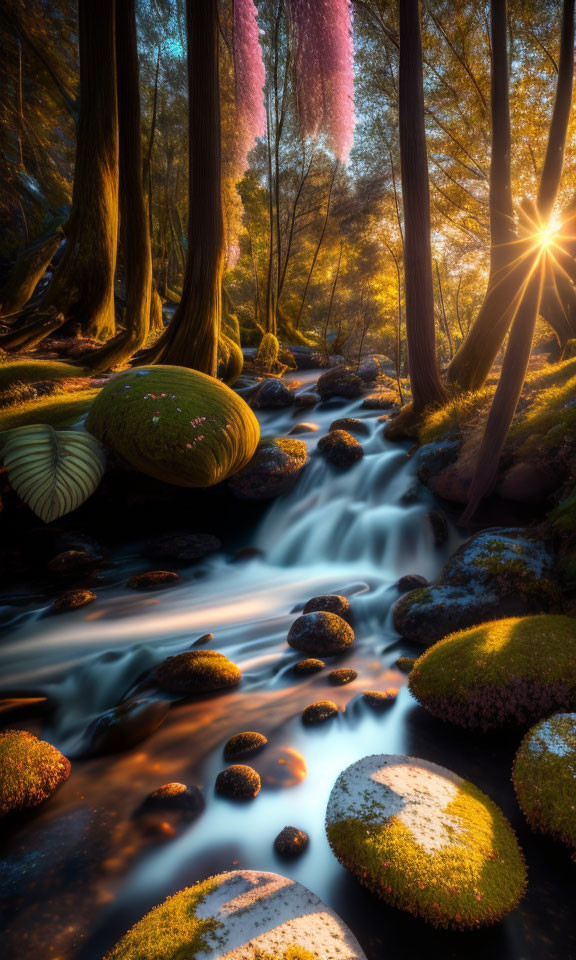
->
(1, 371), (574, 960)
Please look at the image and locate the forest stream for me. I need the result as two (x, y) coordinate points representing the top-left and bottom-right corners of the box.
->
(1, 369), (575, 960)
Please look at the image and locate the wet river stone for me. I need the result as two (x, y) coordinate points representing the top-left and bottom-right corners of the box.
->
(326, 754), (527, 930)
(215, 764), (261, 800)
(105, 870), (366, 959)
(303, 593), (351, 620)
(136, 782), (205, 824)
(228, 437), (308, 500)
(288, 611), (354, 656)
(224, 731), (268, 761)
(330, 417), (370, 437)
(247, 377), (295, 408)
(409, 615), (576, 730)
(274, 826), (309, 858)
(153, 650), (241, 696)
(513, 713), (576, 852)
(317, 366), (364, 400)
(79, 698), (170, 756)
(53, 588), (97, 613)
(0, 730), (71, 817)
(127, 570), (180, 590)
(292, 658), (325, 676)
(142, 532), (221, 563)
(302, 700), (339, 724)
(318, 429), (364, 468)
(393, 528), (560, 646)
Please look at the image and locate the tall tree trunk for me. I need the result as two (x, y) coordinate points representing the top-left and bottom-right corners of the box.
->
(264, 97), (276, 335)
(446, 0), (515, 391)
(144, 0), (223, 374)
(399, 0), (446, 412)
(294, 161), (338, 330)
(39, 0), (119, 340)
(0, 232), (61, 319)
(83, 0), (152, 372)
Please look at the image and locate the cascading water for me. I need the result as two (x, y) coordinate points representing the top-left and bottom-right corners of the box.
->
(1, 370), (572, 960)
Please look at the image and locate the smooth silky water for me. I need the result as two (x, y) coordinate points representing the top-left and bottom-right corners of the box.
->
(1, 370), (574, 960)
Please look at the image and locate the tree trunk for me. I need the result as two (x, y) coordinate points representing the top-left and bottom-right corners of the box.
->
(0, 232), (61, 318)
(446, 0), (515, 391)
(83, 0), (152, 373)
(39, 0), (119, 341)
(294, 161), (339, 331)
(144, 0), (223, 374)
(399, 0), (446, 412)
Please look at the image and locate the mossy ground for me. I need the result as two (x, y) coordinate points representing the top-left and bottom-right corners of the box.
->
(0, 359), (84, 389)
(327, 779), (526, 930)
(409, 615), (576, 729)
(0, 389), (98, 432)
(513, 713), (576, 850)
(0, 729), (71, 816)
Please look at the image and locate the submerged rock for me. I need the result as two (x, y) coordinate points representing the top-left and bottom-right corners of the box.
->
(228, 437), (308, 500)
(326, 754), (526, 930)
(393, 528), (559, 646)
(302, 700), (339, 724)
(247, 377), (295, 409)
(215, 764), (261, 800)
(288, 422), (319, 435)
(224, 731), (268, 762)
(135, 781), (205, 827)
(80, 699), (170, 756)
(513, 713), (576, 851)
(288, 611), (355, 656)
(142, 532), (221, 563)
(303, 593), (351, 620)
(317, 366), (363, 400)
(0, 730), (70, 817)
(318, 430), (364, 468)
(127, 570), (180, 590)
(53, 588), (97, 613)
(274, 826), (309, 858)
(105, 870), (366, 960)
(153, 650), (241, 696)
(409, 615), (576, 730)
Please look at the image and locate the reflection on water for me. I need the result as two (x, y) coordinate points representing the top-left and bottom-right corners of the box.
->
(1, 371), (574, 960)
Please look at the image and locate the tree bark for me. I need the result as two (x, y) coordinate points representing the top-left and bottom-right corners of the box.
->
(0, 232), (61, 318)
(399, 0), (446, 412)
(144, 0), (223, 374)
(82, 0), (152, 372)
(38, 0), (119, 341)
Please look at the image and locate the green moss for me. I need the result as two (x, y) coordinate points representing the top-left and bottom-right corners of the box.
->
(218, 332), (243, 386)
(418, 387), (494, 445)
(510, 357), (576, 457)
(0, 359), (85, 389)
(153, 650), (242, 696)
(257, 333), (280, 369)
(104, 876), (223, 960)
(86, 365), (260, 487)
(0, 729), (71, 817)
(513, 713), (576, 850)
(409, 615), (576, 729)
(327, 778), (526, 930)
(550, 490), (576, 534)
(254, 948), (317, 960)
(0, 389), (98, 433)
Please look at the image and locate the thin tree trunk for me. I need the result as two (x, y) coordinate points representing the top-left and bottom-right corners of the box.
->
(399, 0), (446, 412)
(144, 46), (161, 240)
(447, 0), (515, 391)
(294, 161), (338, 330)
(38, 0), (119, 341)
(144, 0), (224, 374)
(435, 261), (454, 360)
(323, 239), (343, 355)
(264, 97), (276, 335)
(83, 0), (152, 372)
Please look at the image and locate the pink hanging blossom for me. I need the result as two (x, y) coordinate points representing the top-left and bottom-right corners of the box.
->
(287, 0), (355, 163)
(233, 0), (267, 176)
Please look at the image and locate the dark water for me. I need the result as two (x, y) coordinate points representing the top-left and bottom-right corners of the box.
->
(0, 371), (574, 960)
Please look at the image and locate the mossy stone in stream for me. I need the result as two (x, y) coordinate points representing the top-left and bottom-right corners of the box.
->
(0, 729), (71, 817)
(105, 870), (366, 960)
(86, 365), (260, 487)
(136, 782), (205, 822)
(317, 430), (364, 469)
(53, 588), (97, 612)
(329, 417), (370, 437)
(228, 437), (307, 500)
(302, 700), (339, 724)
(512, 713), (576, 851)
(303, 594), (351, 621)
(409, 615), (576, 730)
(363, 688), (399, 707)
(395, 657), (416, 674)
(326, 754), (527, 930)
(288, 612), (354, 657)
(153, 650), (241, 696)
(274, 826), (309, 858)
(127, 571), (180, 590)
(329, 668), (357, 685)
(224, 731), (268, 761)
(215, 764), (261, 799)
(292, 658), (325, 676)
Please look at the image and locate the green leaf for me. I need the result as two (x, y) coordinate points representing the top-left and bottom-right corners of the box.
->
(2, 424), (106, 523)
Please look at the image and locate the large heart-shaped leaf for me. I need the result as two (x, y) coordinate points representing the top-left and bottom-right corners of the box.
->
(2, 424), (106, 523)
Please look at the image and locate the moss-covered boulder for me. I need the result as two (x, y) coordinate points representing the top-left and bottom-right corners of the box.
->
(317, 366), (363, 400)
(357, 355), (391, 382)
(409, 615), (576, 730)
(215, 764), (261, 799)
(228, 437), (307, 500)
(224, 731), (268, 761)
(86, 365), (260, 487)
(513, 713), (576, 851)
(329, 668), (357, 685)
(288, 611), (354, 656)
(302, 700), (339, 724)
(394, 529), (559, 646)
(326, 754), (526, 930)
(218, 332), (243, 386)
(274, 826), (309, 858)
(318, 430), (364, 468)
(0, 729), (71, 817)
(135, 781), (205, 827)
(302, 593), (351, 620)
(292, 658), (325, 676)
(329, 417), (370, 437)
(247, 377), (295, 409)
(105, 870), (366, 960)
(153, 650), (241, 696)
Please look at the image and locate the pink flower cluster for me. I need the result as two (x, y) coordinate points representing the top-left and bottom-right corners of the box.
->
(233, 0), (267, 176)
(287, 0), (355, 163)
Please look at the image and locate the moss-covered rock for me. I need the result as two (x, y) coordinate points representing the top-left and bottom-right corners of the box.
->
(0, 729), (70, 817)
(329, 668), (357, 685)
(409, 615), (576, 730)
(105, 870), (366, 960)
(218, 332), (243, 386)
(215, 764), (261, 799)
(257, 332), (280, 370)
(363, 688), (399, 708)
(153, 650), (241, 696)
(329, 417), (370, 437)
(135, 781), (205, 826)
(326, 754), (526, 930)
(288, 611), (354, 656)
(317, 367), (364, 400)
(127, 571), (180, 590)
(224, 731), (268, 761)
(302, 700), (339, 724)
(228, 437), (307, 500)
(86, 365), (260, 487)
(393, 529), (559, 646)
(361, 390), (399, 410)
(512, 713), (576, 851)
(53, 588), (97, 613)
(292, 658), (325, 676)
(395, 657), (416, 674)
(274, 826), (309, 858)
(302, 594), (351, 620)
(318, 430), (364, 468)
